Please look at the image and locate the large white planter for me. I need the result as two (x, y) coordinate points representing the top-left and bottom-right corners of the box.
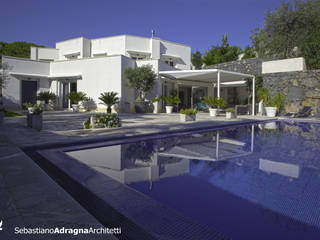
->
(209, 108), (218, 117)
(226, 112), (236, 119)
(153, 102), (160, 114)
(72, 104), (79, 112)
(265, 107), (277, 117)
(180, 114), (196, 122)
(166, 106), (173, 114)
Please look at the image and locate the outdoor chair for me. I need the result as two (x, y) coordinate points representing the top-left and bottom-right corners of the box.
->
(284, 106), (312, 118)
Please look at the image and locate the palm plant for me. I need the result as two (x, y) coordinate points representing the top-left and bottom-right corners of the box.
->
(37, 91), (56, 104)
(99, 91), (119, 113)
(67, 91), (87, 104)
(202, 97), (225, 108)
(161, 95), (181, 106)
(257, 88), (270, 104)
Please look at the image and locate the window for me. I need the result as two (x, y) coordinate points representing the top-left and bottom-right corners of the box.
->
(165, 60), (174, 67)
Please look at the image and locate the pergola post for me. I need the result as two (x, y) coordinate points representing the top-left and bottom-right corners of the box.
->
(252, 76), (255, 116)
(217, 71), (221, 98)
(68, 82), (71, 109)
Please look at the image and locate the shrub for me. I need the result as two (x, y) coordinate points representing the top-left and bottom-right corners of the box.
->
(180, 108), (197, 115)
(83, 113), (121, 129)
(82, 97), (97, 111)
(37, 91), (56, 104)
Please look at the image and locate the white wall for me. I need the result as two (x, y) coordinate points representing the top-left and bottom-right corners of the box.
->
(30, 47), (59, 61)
(91, 36), (125, 56)
(2, 56), (50, 108)
(56, 37), (86, 60)
(262, 57), (306, 74)
(160, 40), (191, 70)
(50, 56), (125, 109)
(125, 35), (151, 57)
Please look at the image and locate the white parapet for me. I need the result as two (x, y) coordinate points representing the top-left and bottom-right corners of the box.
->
(262, 57), (306, 74)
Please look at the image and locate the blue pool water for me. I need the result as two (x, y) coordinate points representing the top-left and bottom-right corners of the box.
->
(68, 121), (320, 239)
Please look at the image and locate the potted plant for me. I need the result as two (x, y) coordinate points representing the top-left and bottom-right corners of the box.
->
(124, 65), (156, 113)
(226, 108), (236, 119)
(151, 97), (161, 114)
(161, 95), (181, 114)
(257, 88), (270, 116)
(202, 97), (225, 117)
(27, 104), (43, 131)
(23, 102), (34, 114)
(258, 88), (284, 117)
(36, 91), (56, 111)
(67, 91), (87, 112)
(180, 108), (197, 122)
(99, 91), (119, 113)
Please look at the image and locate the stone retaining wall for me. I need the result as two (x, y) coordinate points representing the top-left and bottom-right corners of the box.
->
(207, 58), (320, 113)
(263, 71), (320, 113)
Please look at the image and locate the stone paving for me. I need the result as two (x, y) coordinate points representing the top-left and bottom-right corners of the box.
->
(0, 111), (276, 240)
(0, 135), (117, 240)
(1, 111), (275, 148)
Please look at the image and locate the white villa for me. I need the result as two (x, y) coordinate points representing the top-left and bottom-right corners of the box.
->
(1, 34), (265, 113)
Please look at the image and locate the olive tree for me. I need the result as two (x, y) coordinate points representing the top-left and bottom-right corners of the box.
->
(124, 65), (156, 101)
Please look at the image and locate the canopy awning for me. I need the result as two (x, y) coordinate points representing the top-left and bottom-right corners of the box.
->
(126, 50), (151, 56)
(161, 53), (181, 60)
(9, 72), (82, 80)
(159, 69), (256, 115)
(159, 69), (253, 84)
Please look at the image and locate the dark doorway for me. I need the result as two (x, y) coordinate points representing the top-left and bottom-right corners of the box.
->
(179, 87), (192, 109)
(21, 80), (38, 106)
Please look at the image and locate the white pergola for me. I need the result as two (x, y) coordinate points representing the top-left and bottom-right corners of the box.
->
(159, 69), (256, 115)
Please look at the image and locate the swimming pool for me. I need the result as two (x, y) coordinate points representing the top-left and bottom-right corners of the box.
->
(36, 120), (320, 239)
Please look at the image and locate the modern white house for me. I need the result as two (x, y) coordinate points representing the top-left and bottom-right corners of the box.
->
(2, 35), (191, 111)
(2, 34), (271, 114)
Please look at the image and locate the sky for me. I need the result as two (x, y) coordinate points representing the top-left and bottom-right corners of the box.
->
(0, 0), (283, 53)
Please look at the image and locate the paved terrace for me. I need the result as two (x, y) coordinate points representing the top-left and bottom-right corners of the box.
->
(1, 111), (275, 148)
(0, 111), (275, 239)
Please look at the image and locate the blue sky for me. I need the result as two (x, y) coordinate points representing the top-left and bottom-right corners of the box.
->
(0, 0), (282, 53)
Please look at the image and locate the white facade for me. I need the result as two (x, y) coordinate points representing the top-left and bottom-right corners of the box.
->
(2, 35), (191, 110)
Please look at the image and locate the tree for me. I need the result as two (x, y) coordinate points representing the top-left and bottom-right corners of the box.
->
(241, 46), (257, 60)
(202, 34), (241, 66)
(124, 65), (156, 101)
(191, 51), (203, 69)
(251, 0), (320, 69)
(0, 41), (45, 58)
(0, 62), (10, 106)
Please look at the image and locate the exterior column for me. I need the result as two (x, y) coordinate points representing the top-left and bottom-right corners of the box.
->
(191, 86), (194, 108)
(68, 82), (71, 109)
(217, 71), (221, 99)
(252, 76), (255, 116)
